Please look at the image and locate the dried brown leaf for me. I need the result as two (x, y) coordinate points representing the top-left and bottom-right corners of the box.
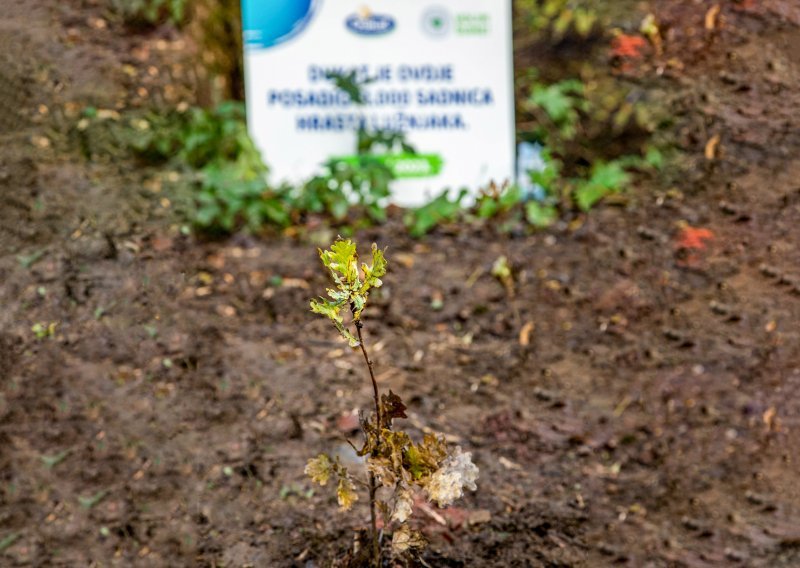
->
(380, 390), (407, 428)
(391, 525), (426, 554)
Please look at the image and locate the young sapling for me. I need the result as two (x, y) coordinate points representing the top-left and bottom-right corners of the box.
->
(306, 238), (479, 566)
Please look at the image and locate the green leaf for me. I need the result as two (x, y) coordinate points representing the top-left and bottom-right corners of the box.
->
(404, 189), (467, 237)
(645, 147), (664, 169)
(361, 243), (387, 290)
(574, 160), (631, 212)
(589, 161), (630, 190)
(320, 238), (359, 288)
(498, 184), (523, 208)
(310, 297), (358, 346)
(575, 183), (609, 212)
(529, 152), (562, 193)
(310, 298), (343, 323)
(312, 239), (386, 334)
(525, 202), (558, 228)
(477, 198), (498, 219)
(531, 82), (582, 125)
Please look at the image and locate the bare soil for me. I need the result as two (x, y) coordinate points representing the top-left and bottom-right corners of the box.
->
(2, 1), (800, 566)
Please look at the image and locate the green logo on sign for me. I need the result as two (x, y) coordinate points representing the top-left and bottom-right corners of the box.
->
(336, 154), (444, 179)
(456, 13), (489, 35)
(422, 7), (450, 37)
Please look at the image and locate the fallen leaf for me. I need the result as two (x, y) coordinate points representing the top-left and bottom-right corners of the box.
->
(704, 134), (721, 160)
(611, 34), (648, 58)
(498, 456), (522, 470)
(281, 278), (309, 289)
(519, 321), (535, 346)
(763, 407), (778, 431)
(705, 4), (722, 30)
(31, 135), (51, 148)
(676, 227), (714, 250)
(394, 253), (415, 268)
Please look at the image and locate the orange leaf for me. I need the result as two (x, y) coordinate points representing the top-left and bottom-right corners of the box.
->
(611, 35), (648, 58)
(675, 227), (714, 250)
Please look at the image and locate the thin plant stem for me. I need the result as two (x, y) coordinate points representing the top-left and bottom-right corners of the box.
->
(355, 321), (381, 428)
(354, 318), (382, 566)
(368, 471), (380, 567)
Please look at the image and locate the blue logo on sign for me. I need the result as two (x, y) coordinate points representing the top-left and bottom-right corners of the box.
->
(242, 0), (318, 49)
(345, 12), (396, 36)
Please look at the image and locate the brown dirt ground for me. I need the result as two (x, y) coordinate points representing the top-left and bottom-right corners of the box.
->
(2, 1), (800, 566)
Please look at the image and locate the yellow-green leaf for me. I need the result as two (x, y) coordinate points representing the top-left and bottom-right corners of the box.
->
(310, 298), (343, 323)
(362, 243), (387, 289)
(337, 477), (359, 511)
(312, 238), (385, 338)
(305, 454), (334, 486)
(405, 434), (447, 481)
(320, 238), (359, 287)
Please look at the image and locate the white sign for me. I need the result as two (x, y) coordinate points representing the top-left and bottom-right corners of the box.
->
(242, 0), (515, 206)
